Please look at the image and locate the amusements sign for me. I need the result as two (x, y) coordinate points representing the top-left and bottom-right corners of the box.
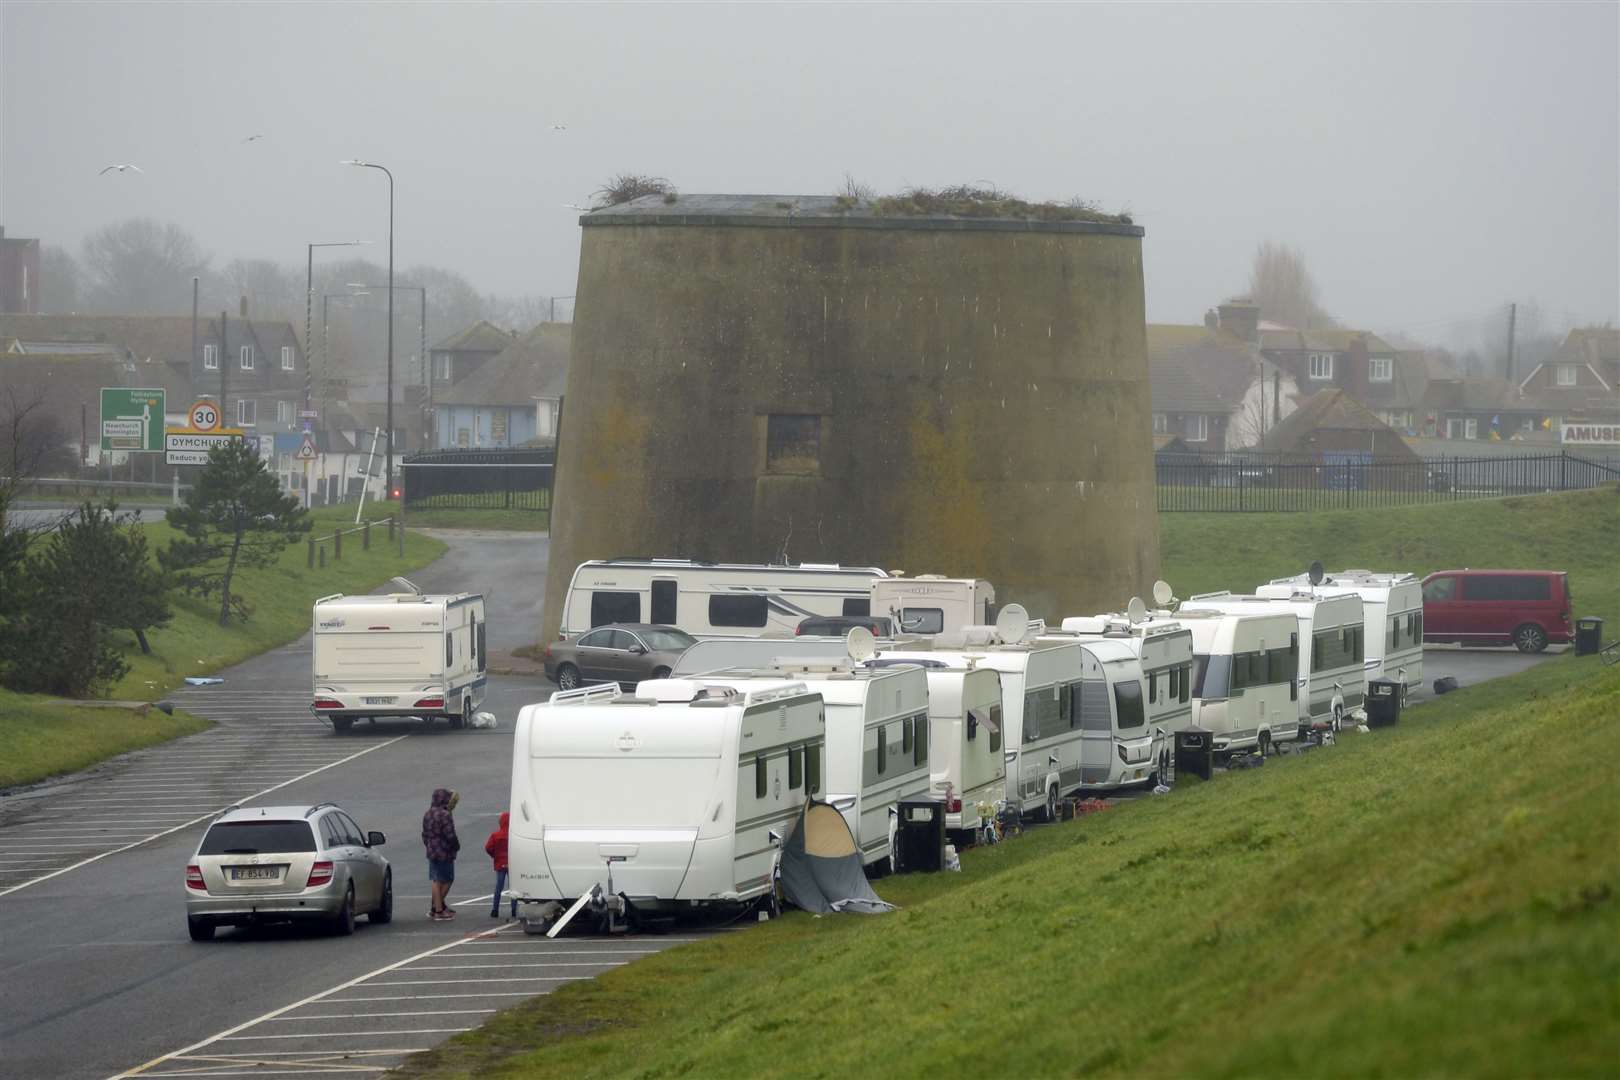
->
(1561, 423), (1620, 446)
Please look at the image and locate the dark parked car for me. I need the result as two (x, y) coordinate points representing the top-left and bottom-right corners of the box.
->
(794, 614), (896, 637)
(544, 624), (698, 690)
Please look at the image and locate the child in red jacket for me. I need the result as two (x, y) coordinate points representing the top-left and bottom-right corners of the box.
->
(484, 811), (517, 919)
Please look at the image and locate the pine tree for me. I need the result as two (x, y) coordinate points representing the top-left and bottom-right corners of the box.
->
(160, 441), (311, 626)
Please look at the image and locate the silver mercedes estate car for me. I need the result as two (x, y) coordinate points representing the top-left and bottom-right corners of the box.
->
(185, 803), (392, 941)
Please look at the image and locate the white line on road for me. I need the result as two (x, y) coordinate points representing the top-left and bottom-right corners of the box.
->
(218, 1027), (471, 1041)
(1, 735), (407, 899)
(363, 976), (582, 986)
(399, 961), (631, 970)
(268, 1008), (496, 1020)
(326, 991), (556, 1002)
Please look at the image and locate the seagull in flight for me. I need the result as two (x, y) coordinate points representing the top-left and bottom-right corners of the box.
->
(550, 123), (567, 131)
(99, 163), (144, 174)
(244, 134), (265, 142)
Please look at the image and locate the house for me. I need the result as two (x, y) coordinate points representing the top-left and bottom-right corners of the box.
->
(1517, 327), (1620, 433)
(1258, 388), (1421, 463)
(433, 322), (571, 449)
(1147, 309), (1298, 451)
(1257, 326), (1402, 407)
(428, 319), (515, 389)
(0, 227), (41, 315)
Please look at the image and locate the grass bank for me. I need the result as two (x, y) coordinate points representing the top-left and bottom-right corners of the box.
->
(0, 689), (211, 790)
(111, 504), (446, 699)
(407, 655), (1620, 1079)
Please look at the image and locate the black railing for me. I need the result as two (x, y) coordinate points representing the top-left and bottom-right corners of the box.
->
(399, 447), (555, 512)
(1156, 450), (1620, 512)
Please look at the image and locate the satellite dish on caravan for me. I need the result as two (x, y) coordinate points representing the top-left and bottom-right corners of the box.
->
(1126, 596), (1148, 625)
(1152, 579), (1174, 608)
(845, 626), (877, 662)
(994, 603), (1030, 644)
(1308, 560), (1325, 586)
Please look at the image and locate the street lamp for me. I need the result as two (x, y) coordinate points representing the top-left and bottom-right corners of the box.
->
(305, 240), (371, 425)
(341, 159), (395, 497)
(348, 282), (429, 448)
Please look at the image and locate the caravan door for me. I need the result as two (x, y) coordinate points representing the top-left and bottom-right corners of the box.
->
(1076, 676), (1112, 786)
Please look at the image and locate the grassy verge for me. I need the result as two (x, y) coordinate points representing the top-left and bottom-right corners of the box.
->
(407, 655), (1620, 1079)
(111, 504), (447, 700)
(0, 688), (212, 789)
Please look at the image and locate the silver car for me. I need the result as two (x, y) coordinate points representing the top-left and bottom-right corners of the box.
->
(185, 803), (392, 941)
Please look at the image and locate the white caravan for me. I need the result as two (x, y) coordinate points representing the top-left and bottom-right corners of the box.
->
(1186, 590), (1366, 733)
(1056, 612), (1196, 782)
(870, 576), (995, 636)
(913, 663), (1006, 836)
(1172, 608), (1301, 754)
(683, 660), (931, 871)
(672, 635), (897, 676)
(1261, 570), (1423, 698)
(557, 559), (888, 640)
(882, 615), (1086, 821)
(507, 680), (825, 922)
(311, 590), (486, 733)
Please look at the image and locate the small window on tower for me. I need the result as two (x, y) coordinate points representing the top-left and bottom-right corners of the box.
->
(766, 415), (820, 475)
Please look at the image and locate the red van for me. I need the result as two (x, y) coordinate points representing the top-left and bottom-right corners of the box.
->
(1420, 570), (1573, 652)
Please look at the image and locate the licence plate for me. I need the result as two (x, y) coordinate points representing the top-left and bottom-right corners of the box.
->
(230, 866), (281, 881)
(364, 696), (396, 705)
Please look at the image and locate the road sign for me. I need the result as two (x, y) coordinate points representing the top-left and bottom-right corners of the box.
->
(99, 388), (165, 452)
(297, 409), (320, 419)
(165, 427), (246, 466)
(293, 433), (319, 462)
(188, 400), (222, 432)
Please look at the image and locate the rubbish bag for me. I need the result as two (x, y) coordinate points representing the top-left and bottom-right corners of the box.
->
(778, 801), (895, 915)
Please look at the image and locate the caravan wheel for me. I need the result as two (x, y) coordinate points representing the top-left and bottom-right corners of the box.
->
(1041, 785), (1058, 824)
(449, 695), (469, 730)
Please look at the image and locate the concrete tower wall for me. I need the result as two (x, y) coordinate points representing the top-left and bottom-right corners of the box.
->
(541, 196), (1160, 640)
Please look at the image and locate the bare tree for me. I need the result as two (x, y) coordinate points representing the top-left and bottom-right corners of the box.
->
(38, 245), (82, 313)
(213, 258), (304, 323)
(81, 218), (210, 314)
(1, 387), (74, 523)
(1248, 242), (1334, 330)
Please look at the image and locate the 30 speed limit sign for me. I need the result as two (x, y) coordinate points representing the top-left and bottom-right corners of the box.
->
(188, 400), (221, 432)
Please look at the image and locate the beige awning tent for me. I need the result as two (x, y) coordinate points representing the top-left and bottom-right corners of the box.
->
(778, 801), (895, 915)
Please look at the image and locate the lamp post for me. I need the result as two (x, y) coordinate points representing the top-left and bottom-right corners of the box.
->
(342, 159), (395, 497)
(304, 241), (370, 425)
(348, 282), (428, 448)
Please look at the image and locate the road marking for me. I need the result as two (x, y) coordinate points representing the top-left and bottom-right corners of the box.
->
(440, 948), (667, 955)
(218, 1028), (472, 1041)
(364, 976), (583, 986)
(141, 1070), (388, 1077)
(395, 961), (631, 970)
(269, 1008), (496, 1020)
(1, 735), (407, 899)
(114, 924), (512, 1077)
(326, 991), (554, 1002)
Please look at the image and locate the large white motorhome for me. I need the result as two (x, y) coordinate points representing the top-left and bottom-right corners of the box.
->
(1171, 608), (1301, 754)
(1260, 571), (1423, 699)
(683, 660), (931, 872)
(1056, 612), (1196, 782)
(1185, 590), (1366, 733)
(883, 620), (1086, 821)
(311, 591), (486, 734)
(557, 559), (888, 640)
(507, 680), (825, 925)
(870, 576), (995, 636)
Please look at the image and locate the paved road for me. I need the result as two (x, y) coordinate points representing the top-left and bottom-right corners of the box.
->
(0, 529), (586, 1080)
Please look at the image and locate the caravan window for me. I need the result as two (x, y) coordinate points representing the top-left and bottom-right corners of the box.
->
(590, 591), (640, 628)
(788, 747), (803, 791)
(1113, 680), (1145, 730)
(1192, 654), (1230, 698)
(476, 619), (486, 672)
(1266, 646), (1295, 686)
(805, 745), (820, 794)
(1061, 683), (1077, 729)
(1180, 664), (1191, 703)
(754, 756), (768, 799)
(709, 595), (768, 628)
(651, 580), (677, 625)
(469, 616), (478, 664)
(902, 717), (914, 755)
(446, 633), (453, 665)
(899, 608), (944, 634)
(842, 598), (871, 617)
(876, 727), (888, 775)
(1147, 673), (1157, 704)
(1078, 681), (1111, 731)
(913, 713), (928, 765)
(987, 707), (1003, 753)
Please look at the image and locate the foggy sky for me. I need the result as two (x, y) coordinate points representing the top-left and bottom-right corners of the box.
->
(3, 2), (1616, 341)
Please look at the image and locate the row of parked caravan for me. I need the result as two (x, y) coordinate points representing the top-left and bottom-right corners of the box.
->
(507, 563), (1425, 929)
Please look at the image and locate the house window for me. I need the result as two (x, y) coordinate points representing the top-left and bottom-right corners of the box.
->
(238, 399), (256, 427)
(240, 345), (254, 370)
(1556, 364), (1577, 386)
(765, 414), (820, 475)
(434, 355), (452, 382)
(203, 344), (218, 370)
(1369, 358), (1393, 382)
(1464, 418), (1478, 439)
(276, 400), (292, 425)
(1309, 353), (1334, 380)
(1152, 413), (1168, 434)
(1184, 415), (1208, 442)
(281, 346), (294, 371)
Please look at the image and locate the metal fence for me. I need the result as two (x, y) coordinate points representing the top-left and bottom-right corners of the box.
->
(1156, 450), (1620, 512)
(399, 447), (555, 512)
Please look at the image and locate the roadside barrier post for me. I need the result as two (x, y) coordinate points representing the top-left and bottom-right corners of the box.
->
(334, 528), (343, 561)
(387, 515), (395, 541)
(319, 544), (326, 568)
(307, 538), (315, 569)
(363, 521), (371, 550)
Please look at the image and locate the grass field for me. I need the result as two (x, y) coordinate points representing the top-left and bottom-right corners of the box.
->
(406, 487), (1620, 1079)
(109, 504), (447, 699)
(0, 689), (211, 789)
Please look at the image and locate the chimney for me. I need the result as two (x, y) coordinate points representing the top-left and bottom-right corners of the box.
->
(1204, 309), (1218, 330)
(1217, 298), (1260, 343)
(239, 295), (248, 318)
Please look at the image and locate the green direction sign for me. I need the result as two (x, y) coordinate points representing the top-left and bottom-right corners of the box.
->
(99, 388), (166, 452)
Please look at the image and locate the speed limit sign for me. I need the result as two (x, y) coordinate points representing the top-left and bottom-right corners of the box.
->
(188, 400), (221, 432)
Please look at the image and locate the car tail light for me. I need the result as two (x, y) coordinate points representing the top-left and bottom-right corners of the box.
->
(794, 625), (803, 635)
(312, 698), (343, 710)
(414, 696), (444, 708)
(185, 864), (206, 891)
(946, 795), (963, 814)
(307, 861), (334, 887)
